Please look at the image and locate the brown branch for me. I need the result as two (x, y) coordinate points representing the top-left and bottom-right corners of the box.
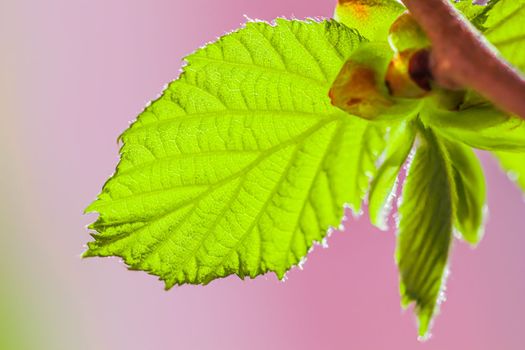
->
(400, 0), (525, 119)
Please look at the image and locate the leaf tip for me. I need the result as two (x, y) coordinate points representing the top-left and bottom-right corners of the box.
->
(84, 197), (103, 215)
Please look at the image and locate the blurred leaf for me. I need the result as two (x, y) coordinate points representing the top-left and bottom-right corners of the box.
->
(454, 0), (499, 30)
(484, 0), (525, 72)
(492, 151), (525, 192)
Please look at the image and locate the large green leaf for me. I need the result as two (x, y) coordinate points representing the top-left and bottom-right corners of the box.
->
(333, 0), (405, 42)
(443, 140), (486, 245)
(493, 151), (525, 193)
(84, 19), (389, 288)
(396, 124), (454, 338)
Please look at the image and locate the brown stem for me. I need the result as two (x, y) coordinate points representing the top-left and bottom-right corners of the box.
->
(400, 0), (525, 119)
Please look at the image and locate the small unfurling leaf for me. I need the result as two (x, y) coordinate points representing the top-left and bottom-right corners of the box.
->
(388, 12), (430, 52)
(329, 42), (421, 121)
(385, 49), (432, 98)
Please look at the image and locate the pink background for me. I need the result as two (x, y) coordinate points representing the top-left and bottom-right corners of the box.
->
(1, 0), (524, 349)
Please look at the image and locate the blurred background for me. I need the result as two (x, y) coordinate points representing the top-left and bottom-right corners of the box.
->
(1, 0), (524, 349)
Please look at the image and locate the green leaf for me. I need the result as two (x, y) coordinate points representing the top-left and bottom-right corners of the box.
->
(492, 151), (525, 192)
(84, 19), (387, 288)
(484, 0), (525, 72)
(333, 0), (405, 42)
(396, 124), (453, 338)
(421, 104), (525, 151)
(368, 120), (415, 229)
(443, 139), (486, 245)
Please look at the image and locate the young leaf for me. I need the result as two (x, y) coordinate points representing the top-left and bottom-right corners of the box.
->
(443, 140), (487, 245)
(334, 0), (405, 42)
(388, 13), (429, 52)
(329, 42), (422, 121)
(84, 19), (387, 288)
(421, 105), (525, 152)
(385, 48), (433, 99)
(368, 121), (415, 229)
(396, 124), (454, 338)
(492, 151), (525, 193)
